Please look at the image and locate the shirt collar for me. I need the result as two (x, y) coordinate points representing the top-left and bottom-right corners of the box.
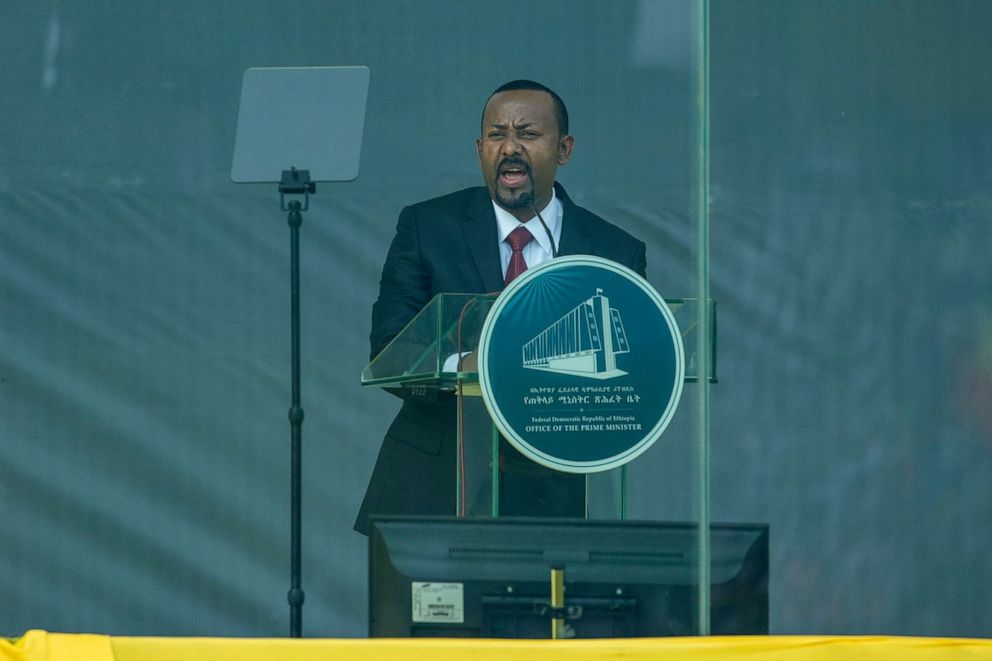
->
(492, 188), (561, 253)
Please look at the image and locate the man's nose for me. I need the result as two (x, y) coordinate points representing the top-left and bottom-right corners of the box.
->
(501, 134), (522, 155)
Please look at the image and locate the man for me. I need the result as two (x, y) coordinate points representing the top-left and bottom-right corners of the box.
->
(355, 80), (646, 535)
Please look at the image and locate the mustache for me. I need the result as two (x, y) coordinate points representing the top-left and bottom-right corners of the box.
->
(498, 157), (531, 174)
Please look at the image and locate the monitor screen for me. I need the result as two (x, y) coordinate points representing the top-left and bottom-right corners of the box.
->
(369, 516), (768, 638)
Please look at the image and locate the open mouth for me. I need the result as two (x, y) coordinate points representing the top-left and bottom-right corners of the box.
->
(498, 159), (530, 188)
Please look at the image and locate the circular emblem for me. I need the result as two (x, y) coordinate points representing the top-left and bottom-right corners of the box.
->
(478, 255), (685, 473)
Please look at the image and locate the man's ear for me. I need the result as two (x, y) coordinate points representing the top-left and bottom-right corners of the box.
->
(558, 135), (575, 165)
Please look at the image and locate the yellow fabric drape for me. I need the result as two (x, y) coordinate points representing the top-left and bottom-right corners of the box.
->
(1, 631), (115, 661)
(3, 632), (992, 661)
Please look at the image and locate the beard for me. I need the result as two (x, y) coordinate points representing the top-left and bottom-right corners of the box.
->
(494, 185), (532, 209)
(492, 157), (533, 209)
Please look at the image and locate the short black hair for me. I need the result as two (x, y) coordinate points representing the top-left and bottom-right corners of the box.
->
(482, 79), (569, 136)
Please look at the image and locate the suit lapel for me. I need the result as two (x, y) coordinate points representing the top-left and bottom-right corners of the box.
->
(462, 184), (592, 291)
(556, 183), (594, 257)
(462, 188), (505, 292)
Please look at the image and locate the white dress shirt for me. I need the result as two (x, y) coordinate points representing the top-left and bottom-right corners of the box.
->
(492, 189), (563, 278)
(442, 191), (564, 373)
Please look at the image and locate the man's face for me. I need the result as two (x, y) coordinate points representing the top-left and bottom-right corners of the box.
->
(476, 89), (574, 221)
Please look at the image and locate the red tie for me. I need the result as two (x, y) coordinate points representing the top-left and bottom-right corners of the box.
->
(504, 225), (534, 286)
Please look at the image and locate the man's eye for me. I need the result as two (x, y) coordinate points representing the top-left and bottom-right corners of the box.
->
(488, 132), (504, 140)
(520, 131), (539, 139)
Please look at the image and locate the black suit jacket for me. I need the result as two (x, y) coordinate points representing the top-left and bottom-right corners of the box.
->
(355, 183), (646, 535)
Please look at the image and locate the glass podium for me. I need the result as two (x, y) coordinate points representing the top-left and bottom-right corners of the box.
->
(361, 292), (715, 521)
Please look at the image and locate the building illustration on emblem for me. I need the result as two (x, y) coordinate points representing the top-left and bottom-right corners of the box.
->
(521, 289), (630, 379)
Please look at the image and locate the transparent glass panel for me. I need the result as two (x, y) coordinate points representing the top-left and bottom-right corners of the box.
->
(361, 0), (715, 635)
(361, 293), (496, 389)
(585, 467), (626, 519)
(456, 393), (499, 517)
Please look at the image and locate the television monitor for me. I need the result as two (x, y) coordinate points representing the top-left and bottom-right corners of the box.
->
(369, 516), (768, 638)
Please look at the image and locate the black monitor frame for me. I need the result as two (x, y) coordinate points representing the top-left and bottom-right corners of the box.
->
(368, 516), (768, 638)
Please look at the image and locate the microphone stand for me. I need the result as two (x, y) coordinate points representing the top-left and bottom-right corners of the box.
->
(522, 193), (558, 258)
(279, 167), (314, 637)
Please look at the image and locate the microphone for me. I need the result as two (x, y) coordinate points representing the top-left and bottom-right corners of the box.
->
(519, 192), (558, 258)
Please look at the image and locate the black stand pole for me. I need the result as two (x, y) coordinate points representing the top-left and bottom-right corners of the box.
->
(280, 168), (314, 638)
